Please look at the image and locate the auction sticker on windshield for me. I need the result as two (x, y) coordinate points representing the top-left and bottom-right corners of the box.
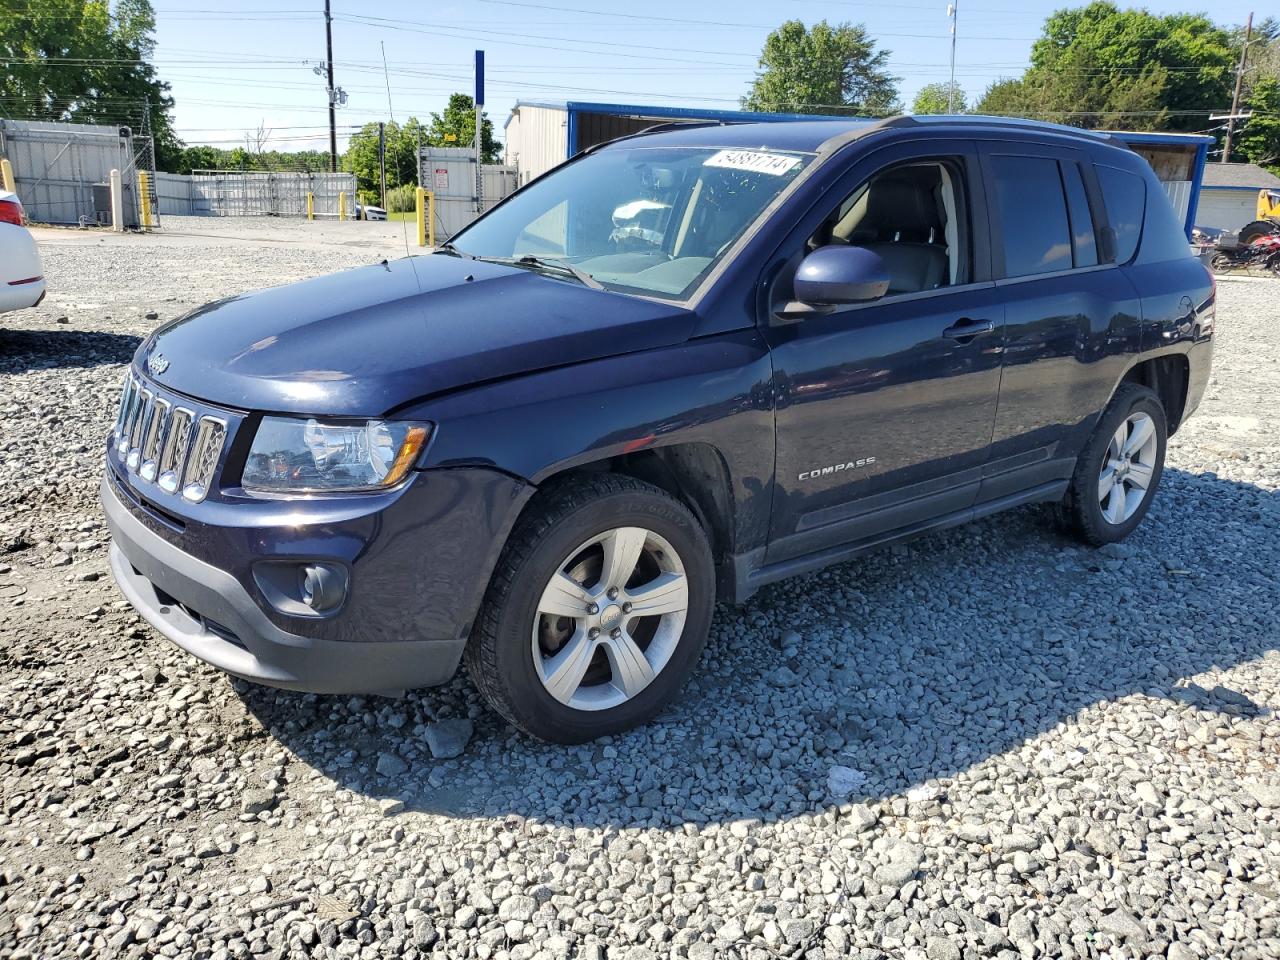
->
(703, 150), (802, 176)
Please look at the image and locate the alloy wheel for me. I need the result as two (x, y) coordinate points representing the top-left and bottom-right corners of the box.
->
(1098, 411), (1158, 525)
(531, 527), (689, 711)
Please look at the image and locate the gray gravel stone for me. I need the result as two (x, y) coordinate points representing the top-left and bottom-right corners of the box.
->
(375, 752), (407, 777)
(425, 718), (474, 759)
(4, 229), (1278, 960)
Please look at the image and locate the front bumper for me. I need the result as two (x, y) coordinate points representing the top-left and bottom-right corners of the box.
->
(102, 461), (531, 693)
(103, 475), (463, 692)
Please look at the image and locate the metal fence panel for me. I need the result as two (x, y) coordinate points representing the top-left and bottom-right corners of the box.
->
(189, 171), (356, 217)
(419, 147), (517, 238)
(0, 118), (148, 226)
(155, 172), (194, 216)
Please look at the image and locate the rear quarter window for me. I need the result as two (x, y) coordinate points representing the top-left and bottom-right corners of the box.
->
(1096, 165), (1144, 263)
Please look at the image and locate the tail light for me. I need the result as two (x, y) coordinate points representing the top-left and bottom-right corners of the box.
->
(0, 198), (23, 227)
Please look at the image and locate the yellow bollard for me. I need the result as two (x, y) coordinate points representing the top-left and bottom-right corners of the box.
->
(415, 187), (426, 247)
(338, 192), (346, 221)
(0, 158), (15, 193)
(427, 190), (435, 248)
(137, 171), (152, 228)
(307, 192), (314, 220)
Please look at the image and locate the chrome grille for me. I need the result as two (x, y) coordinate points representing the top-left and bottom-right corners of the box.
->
(139, 397), (170, 482)
(182, 417), (226, 503)
(158, 407), (194, 494)
(112, 372), (228, 503)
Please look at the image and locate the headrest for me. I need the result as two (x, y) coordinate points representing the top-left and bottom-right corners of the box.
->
(858, 169), (943, 243)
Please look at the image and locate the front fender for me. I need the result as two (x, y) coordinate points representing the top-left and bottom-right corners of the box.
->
(401, 329), (777, 557)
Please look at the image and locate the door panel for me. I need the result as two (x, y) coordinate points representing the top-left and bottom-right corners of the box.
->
(766, 287), (1006, 561)
(976, 141), (1141, 495)
(758, 141), (1004, 563)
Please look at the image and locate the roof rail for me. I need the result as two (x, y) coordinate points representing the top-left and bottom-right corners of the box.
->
(899, 114), (1112, 140)
(636, 119), (740, 136)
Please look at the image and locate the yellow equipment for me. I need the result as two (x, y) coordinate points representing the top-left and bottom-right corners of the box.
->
(1260, 188), (1280, 222)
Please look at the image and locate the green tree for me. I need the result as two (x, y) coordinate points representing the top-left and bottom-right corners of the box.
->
(974, 78), (1036, 117)
(0, 0), (182, 168)
(1231, 20), (1280, 169)
(428, 94), (499, 163)
(743, 20), (899, 117)
(912, 82), (967, 115)
(1237, 76), (1280, 169)
(343, 121), (393, 201)
(971, 2), (1233, 131)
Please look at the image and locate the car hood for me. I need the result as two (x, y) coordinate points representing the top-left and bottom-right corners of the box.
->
(139, 254), (697, 415)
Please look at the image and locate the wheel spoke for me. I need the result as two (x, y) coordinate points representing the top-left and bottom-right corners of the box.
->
(538, 572), (592, 618)
(1123, 416), (1154, 457)
(1105, 483), (1126, 524)
(599, 629), (656, 698)
(623, 571), (688, 617)
(541, 628), (597, 705)
(1098, 465), (1117, 501)
(1109, 422), (1128, 460)
(598, 527), (647, 591)
(1127, 461), (1154, 490)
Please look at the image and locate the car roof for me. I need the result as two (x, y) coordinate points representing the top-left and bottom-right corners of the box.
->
(597, 114), (1124, 156)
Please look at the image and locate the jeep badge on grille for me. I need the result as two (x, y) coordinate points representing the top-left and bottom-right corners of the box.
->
(146, 353), (169, 376)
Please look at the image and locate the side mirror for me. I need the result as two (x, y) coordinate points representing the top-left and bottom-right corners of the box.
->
(793, 245), (891, 307)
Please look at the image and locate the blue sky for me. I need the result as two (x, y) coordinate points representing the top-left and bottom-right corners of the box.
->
(151, 0), (1260, 154)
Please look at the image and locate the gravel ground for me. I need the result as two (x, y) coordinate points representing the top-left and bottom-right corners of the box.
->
(1, 220), (1278, 960)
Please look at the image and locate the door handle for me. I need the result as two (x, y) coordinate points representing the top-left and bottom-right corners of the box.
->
(942, 318), (995, 340)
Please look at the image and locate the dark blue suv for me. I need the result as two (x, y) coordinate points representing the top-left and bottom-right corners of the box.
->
(102, 116), (1214, 742)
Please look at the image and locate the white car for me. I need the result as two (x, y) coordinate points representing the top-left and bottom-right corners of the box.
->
(0, 191), (45, 313)
(356, 203), (387, 221)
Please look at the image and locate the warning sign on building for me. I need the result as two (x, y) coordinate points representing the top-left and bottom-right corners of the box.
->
(433, 168), (449, 191)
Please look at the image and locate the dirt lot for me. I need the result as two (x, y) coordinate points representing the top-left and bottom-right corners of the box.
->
(1, 219), (1277, 960)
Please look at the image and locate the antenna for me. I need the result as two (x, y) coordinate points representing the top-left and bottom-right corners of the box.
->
(947, 1), (958, 113)
(380, 40), (416, 268)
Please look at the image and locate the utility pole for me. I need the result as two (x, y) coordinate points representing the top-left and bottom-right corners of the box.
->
(947, 0), (958, 113)
(1223, 11), (1253, 164)
(324, 0), (337, 172)
(378, 121), (386, 210)
(474, 50), (485, 215)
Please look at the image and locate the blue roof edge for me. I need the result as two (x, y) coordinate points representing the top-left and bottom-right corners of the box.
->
(508, 99), (871, 124)
(506, 103), (1216, 148)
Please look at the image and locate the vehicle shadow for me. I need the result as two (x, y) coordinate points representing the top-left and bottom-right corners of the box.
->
(234, 466), (1277, 827)
(0, 328), (141, 372)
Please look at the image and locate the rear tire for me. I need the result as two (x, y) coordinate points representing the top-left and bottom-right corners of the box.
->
(1239, 219), (1278, 245)
(466, 475), (715, 743)
(1209, 253), (1234, 275)
(1057, 384), (1167, 546)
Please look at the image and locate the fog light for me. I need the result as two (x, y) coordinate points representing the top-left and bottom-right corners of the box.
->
(300, 563), (345, 612)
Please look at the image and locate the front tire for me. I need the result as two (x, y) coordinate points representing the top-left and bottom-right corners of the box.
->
(1209, 253), (1234, 275)
(466, 475), (715, 743)
(1058, 384), (1167, 546)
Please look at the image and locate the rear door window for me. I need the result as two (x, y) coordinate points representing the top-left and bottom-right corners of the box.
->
(1060, 163), (1098, 267)
(988, 155), (1073, 277)
(1096, 165), (1145, 263)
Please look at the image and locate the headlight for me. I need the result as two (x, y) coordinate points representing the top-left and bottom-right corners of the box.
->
(241, 417), (431, 494)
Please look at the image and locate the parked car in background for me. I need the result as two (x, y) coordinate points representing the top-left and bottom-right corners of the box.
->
(103, 116), (1214, 743)
(0, 191), (45, 314)
(356, 203), (387, 221)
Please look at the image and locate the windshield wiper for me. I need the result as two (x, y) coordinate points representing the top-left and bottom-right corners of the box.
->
(518, 255), (603, 290)
(472, 254), (603, 289)
(434, 241), (474, 259)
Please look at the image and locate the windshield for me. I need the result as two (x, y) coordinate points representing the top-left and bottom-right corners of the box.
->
(448, 145), (813, 300)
